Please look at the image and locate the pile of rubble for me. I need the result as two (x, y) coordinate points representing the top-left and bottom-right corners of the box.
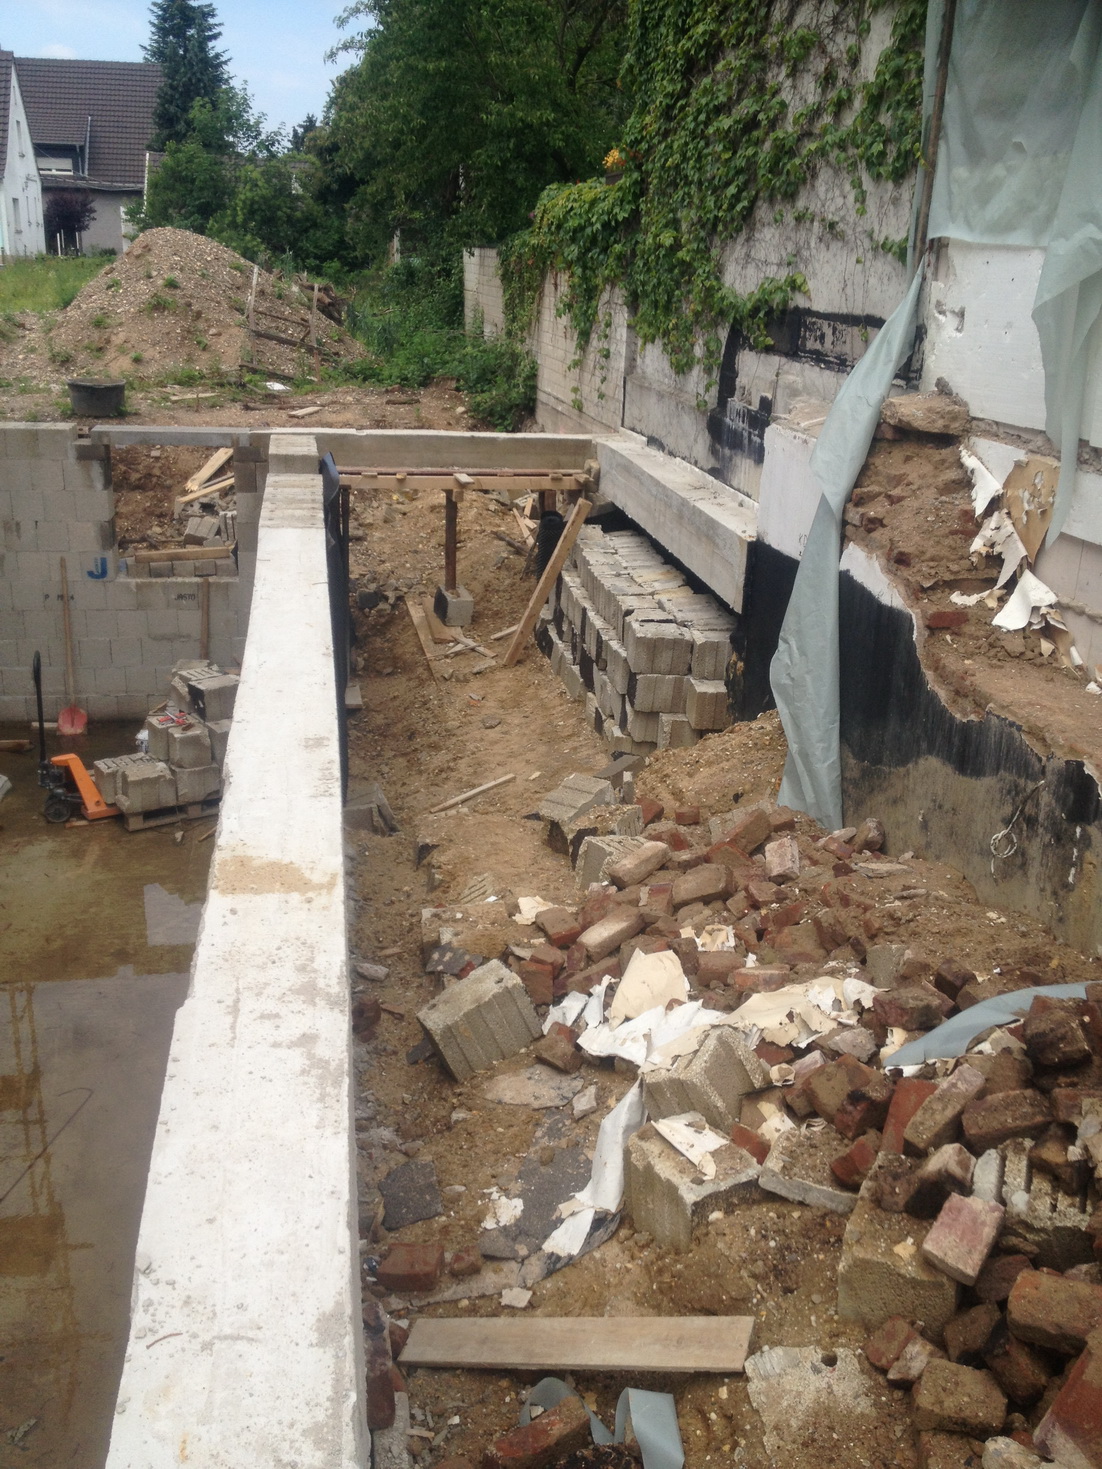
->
(93, 659), (237, 820)
(540, 525), (737, 753)
(359, 753), (1102, 1469)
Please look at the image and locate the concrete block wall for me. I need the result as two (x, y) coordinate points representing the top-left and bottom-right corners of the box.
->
(543, 521), (736, 753)
(104, 433), (366, 1467)
(0, 424), (252, 722)
(533, 275), (628, 434)
(463, 247), (506, 335)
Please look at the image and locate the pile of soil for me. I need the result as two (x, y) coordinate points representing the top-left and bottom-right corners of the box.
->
(342, 480), (1100, 1469)
(48, 227), (365, 382)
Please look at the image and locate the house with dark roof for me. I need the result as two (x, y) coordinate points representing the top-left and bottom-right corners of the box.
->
(0, 49), (45, 255)
(14, 57), (161, 255)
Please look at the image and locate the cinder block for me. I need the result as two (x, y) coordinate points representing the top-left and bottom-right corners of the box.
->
(174, 763), (221, 804)
(624, 1123), (760, 1251)
(657, 713), (698, 749)
(690, 629), (730, 681)
(1000, 1138), (1095, 1269)
(116, 759), (177, 813)
(206, 718), (232, 767)
(187, 673), (238, 722)
(92, 753), (160, 806)
(624, 702), (660, 744)
(626, 672), (689, 714)
(686, 677), (729, 730)
(167, 722), (212, 768)
(644, 1028), (768, 1132)
(417, 960), (542, 1082)
(574, 833), (651, 889)
(433, 584), (474, 627)
(624, 615), (692, 676)
(604, 636), (630, 695)
(538, 773), (614, 825)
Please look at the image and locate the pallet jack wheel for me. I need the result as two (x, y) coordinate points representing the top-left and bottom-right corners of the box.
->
(44, 792), (71, 824)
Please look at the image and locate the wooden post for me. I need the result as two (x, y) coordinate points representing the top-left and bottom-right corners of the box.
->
(502, 498), (590, 667)
(444, 490), (459, 592)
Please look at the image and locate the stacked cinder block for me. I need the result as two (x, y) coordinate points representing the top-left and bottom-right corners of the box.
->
(540, 524), (736, 754)
(96, 658), (239, 815)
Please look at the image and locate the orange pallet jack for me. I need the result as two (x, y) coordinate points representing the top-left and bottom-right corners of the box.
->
(33, 651), (118, 824)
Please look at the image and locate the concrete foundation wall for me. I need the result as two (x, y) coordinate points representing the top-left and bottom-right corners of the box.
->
(0, 424), (253, 721)
(463, 246), (506, 335)
(105, 433), (366, 1467)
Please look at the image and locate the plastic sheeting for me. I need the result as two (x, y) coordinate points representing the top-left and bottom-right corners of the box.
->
(770, 0), (1102, 829)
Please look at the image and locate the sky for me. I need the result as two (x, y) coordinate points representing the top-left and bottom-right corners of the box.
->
(2, 0), (357, 135)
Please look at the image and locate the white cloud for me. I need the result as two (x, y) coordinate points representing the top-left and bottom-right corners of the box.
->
(39, 43), (79, 59)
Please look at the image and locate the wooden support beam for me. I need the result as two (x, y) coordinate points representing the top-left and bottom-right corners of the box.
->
(502, 499), (590, 667)
(184, 447), (233, 494)
(177, 474), (235, 508)
(444, 489), (459, 592)
(134, 544), (234, 564)
(405, 597), (443, 682)
(399, 1316), (755, 1374)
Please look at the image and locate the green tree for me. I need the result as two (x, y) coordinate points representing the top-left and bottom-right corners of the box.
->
(321, 0), (628, 257)
(144, 0), (231, 149)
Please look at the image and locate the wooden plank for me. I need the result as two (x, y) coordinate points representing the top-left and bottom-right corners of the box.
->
(177, 474), (235, 507)
(184, 447), (233, 494)
(421, 595), (459, 644)
(511, 505), (535, 549)
(288, 404), (324, 419)
(134, 544), (234, 564)
(503, 499), (590, 667)
(405, 598), (444, 682)
(427, 774), (515, 814)
(399, 1316), (755, 1374)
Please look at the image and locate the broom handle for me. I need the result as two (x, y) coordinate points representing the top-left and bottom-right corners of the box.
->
(59, 557), (76, 704)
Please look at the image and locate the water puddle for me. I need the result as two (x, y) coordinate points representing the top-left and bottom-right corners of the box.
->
(1, 722), (211, 1465)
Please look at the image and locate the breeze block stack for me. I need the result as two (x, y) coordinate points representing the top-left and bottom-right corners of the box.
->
(92, 659), (239, 816)
(538, 524), (735, 754)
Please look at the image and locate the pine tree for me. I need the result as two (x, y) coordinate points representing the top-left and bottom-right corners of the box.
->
(144, 0), (231, 149)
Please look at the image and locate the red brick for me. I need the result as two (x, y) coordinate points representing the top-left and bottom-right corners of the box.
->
(436, 1460), (475, 1469)
(764, 834), (800, 882)
(579, 908), (644, 961)
(530, 943), (566, 975)
(534, 906), (582, 949)
(1034, 1325), (1102, 1468)
(1007, 1270), (1102, 1354)
(565, 957), (620, 993)
(772, 923), (829, 965)
(1051, 1088), (1102, 1124)
(754, 1040), (794, 1066)
(653, 825), (692, 851)
(787, 1050), (827, 1117)
(973, 1254), (1033, 1305)
(806, 1054), (894, 1139)
(671, 863), (730, 908)
(366, 1333), (396, 1429)
(821, 835), (854, 860)
(640, 879), (674, 916)
(518, 960), (555, 1006)
(743, 878), (778, 907)
(831, 1130), (882, 1189)
(904, 1142), (976, 1220)
(1022, 1000), (1091, 1069)
(813, 910), (848, 952)
(926, 608), (969, 630)
(961, 1090), (1051, 1150)
(872, 983), (954, 1033)
(482, 1393), (591, 1469)
(532, 1023), (583, 1073)
(935, 957), (976, 1001)
(982, 1320), (1050, 1405)
(921, 1195), (1005, 1286)
(674, 806), (701, 825)
(696, 950), (742, 987)
(638, 797), (664, 826)
(376, 1241), (445, 1294)
(944, 1304), (1001, 1365)
(765, 899), (806, 933)
(665, 849), (705, 873)
(882, 1078), (938, 1154)
(904, 1065), (986, 1154)
(728, 807), (771, 854)
(865, 1314), (918, 1371)
(446, 1247), (482, 1278)
(770, 807), (797, 831)
(620, 934), (671, 969)
(729, 1123), (770, 1164)
(733, 965), (791, 994)
(388, 1319), (410, 1355)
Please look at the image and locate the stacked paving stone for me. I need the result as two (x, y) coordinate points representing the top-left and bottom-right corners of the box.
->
(93, 658), (238, 816)
(538, 524), (736, 753)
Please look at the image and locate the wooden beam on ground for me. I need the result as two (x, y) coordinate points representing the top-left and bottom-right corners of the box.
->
(427, 774), (515, 815)
(503, 498), (590, 668)
(511, 505), (536, 549)
(405, 597), (444, 682)
(184, 447), (233, 494)
(177, 474), (235, 507)
(398, 1316), (755, 1374)
(421, 595), (459, 644)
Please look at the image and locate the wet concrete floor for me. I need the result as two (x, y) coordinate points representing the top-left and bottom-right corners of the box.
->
(0, 722), (212, 1466)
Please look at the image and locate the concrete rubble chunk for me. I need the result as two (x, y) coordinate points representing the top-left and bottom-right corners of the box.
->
(643, 1027), (768, 1132)
(981, 1438), (1044, 1469)
(379, 1159), (444, 1231)
(759, 1123), (858, 1213)
(417, 960), (542, 1082)
(538, 773), (615, 826)
(880, 391), (971, 438)
(912, 1360), (1006, 1437)
(575, 834), (652, 890)
(605, 839), (670, 889)
(1001, 1137), (1096, 1270)
(624, 1122), (761, 1251)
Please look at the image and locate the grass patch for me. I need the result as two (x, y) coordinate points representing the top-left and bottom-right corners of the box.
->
(0, 255), (105, 313)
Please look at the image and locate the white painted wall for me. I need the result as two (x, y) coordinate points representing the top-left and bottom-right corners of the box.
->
(1, 69), (45, 256)
(105, 434), (366, 1468)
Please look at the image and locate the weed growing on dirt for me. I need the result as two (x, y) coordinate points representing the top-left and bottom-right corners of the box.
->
(0, 255), (105, 313)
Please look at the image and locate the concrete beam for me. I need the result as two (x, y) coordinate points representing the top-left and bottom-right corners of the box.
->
(90, 425), (260, 448)
(105, 436), (366, 1467)
(595, 434), (757, 611)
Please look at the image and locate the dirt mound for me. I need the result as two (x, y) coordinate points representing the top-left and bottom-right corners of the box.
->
(49, 227), (364, 382)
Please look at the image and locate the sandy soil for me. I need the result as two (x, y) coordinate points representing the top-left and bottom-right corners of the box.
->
(344, 481), (1099, 1469)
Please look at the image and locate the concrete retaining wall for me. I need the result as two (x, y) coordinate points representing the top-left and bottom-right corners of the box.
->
(463, 247), (506, 335)
(104, 433), (366, 1467)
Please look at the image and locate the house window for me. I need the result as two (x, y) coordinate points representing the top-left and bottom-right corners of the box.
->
(12, 197), (20, 231)
(16, 119), (24, 156)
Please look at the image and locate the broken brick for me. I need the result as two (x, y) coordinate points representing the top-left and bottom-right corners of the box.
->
(865, 1314), (919, 1371)
(674, 806), (700, 825)
(534, 907), (582, 949)
(772, 923), (829, 965)
(1007, 1270), (1102, 1354)
(873, 983), (953, 1033)
(1033, 1324), (1102, 1468)
(945, 1303), (1002, 1365)
(482, 1392), (591, 1469)
(376, 1242), (445, 1294)
(813, 910), (848, 952)
(888, 1335), (945, 1385)
(532, 1023), (583, 1073)
(764, 834), (800, 883)
(974, 1254), (1033, 1305)
(912, 1360), (1007, 1436)
(905, 1065), (986, 1154)
(729, 1123), (770, 1164)
(765, 899), (806, 933)
(530, 943), (566, 975)
(905, 1143), (976, 1220)
(831, 1130), (883, 1189)
(517, 960), (556, 1006)
(671, 863), (730, 908)
(806, 1054), (894, 1140)
(366, 1332), (396, 1430)
(982, 1319), (1051, 1405)
(926, 608), (969, 630)
(727, 807), (771, 854)
(1022, 1001), (1091, 1070)
(852, 816), (886, 853)
(579, 908), (644, 961)
(696, 950), (742, 987)
(921, 1195), (1005, 1286)
(935, 957), (977, 1001)
(961, 1090), (1051, 1151)
(882, 1078), (938, 1154)
(734, 965), (791, 993)
(606, 840), (671, 889)
(638, 797), (664, 826)
(446, 1248), (482, 1278)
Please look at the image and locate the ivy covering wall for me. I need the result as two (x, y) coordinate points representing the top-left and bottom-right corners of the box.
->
(500, 0), (926, 386)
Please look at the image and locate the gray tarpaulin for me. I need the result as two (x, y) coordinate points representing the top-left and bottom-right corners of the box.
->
(770, 0), (1102, 829)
